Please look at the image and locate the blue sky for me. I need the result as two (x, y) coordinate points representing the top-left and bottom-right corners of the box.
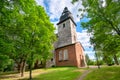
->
(36, 0), (95, 59)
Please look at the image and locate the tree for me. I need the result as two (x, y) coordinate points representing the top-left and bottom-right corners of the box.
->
(72, 0), (120, 65)
(85, 54), (90, 68)
(0, 0), (56, 79)
(90, 28), (120, 65)
(103, 54), (114, 66)
(81, 0), (120, 36)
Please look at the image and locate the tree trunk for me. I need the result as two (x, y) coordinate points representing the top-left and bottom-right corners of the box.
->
(29, 53), (33, 80)
(29, 63), (32, 80)
(95, 52), (100, 69)
(42, 60), (46, 68)
(113, 54), (119, 65)
(20, 60), (26, 77)
(17, 62), (21, 73)
(17, 59), (22, 73)
(34, 60), (39, 69)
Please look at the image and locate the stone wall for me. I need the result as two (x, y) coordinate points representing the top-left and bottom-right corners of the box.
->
(56, 19), (77, 48)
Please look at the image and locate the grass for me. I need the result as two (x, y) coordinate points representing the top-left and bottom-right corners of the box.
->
(32, 67), (84, 80)
(0, 67), (85, 80)
(84, 66), (120, 80)
(0, 71), (18, 75)
(1, 66), (120, 80)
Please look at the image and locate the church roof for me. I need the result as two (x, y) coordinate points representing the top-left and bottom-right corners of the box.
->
(57, 7), (76, 26)
(55, 42), (85, 51)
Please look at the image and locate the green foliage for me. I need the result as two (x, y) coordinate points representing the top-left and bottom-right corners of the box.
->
(88, 60), (95, 65)
(0, 0), (56, 78)
(0, 55), (13, 71)
(94, 59), (104, 65)
(71, 0), (79, 4)
(85, 54), (90, 64)
(72, 0), (120, 65)
(85, 54), (94, 65)
(103, 55), (114, 66)
(85, 54), (97, 65)
(84, 66), (120, 80)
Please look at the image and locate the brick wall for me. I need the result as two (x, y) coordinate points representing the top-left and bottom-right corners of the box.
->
(75, 42), (86, 67)
(55, 42), (86, 67)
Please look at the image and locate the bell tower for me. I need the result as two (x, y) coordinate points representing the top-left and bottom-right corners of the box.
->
(56, 7), (77, 48)
(54, 7), (86, 68)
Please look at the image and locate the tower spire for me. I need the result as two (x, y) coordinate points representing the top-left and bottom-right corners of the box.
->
(57, 7), (76, 26)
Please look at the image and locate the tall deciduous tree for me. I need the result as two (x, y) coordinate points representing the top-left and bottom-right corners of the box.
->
(0, 0), (56, 79)
(72, 0), (120, 65)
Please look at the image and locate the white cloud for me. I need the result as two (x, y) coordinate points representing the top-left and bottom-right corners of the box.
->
(48, 0), (83, 22)
(36, 0), (84, 33)
(36, 0), (84, 23)
(77, 30), (92, 48)
(77, 30), (95, 59)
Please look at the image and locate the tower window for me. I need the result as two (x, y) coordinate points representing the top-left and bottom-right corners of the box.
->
(63, 23), (65, 28)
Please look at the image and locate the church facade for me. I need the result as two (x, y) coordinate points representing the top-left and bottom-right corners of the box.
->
(54, 7), (86, 67)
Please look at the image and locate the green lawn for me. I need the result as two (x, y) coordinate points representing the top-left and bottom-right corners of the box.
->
(1, 66), (120, 80)
(32, 67), (83, 80)
(84, 66), (120, 80)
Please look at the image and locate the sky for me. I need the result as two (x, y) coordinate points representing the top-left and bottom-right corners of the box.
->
(36, 0), (95, 59)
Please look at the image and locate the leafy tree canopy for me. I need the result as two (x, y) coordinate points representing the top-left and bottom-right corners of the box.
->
(0, 0), (56, 78)
(72, 0), (120, 65)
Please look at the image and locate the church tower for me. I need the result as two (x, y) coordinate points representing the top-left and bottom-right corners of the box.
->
(54, 7), (86, 67)
(57, 7), (77, 48)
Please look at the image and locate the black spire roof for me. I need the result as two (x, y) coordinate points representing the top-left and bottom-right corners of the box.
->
(57, 7), (76, 26)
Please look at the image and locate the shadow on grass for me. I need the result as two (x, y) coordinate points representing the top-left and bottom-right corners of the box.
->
(0, 71), (19, 79)
(0, 75), (19, 79)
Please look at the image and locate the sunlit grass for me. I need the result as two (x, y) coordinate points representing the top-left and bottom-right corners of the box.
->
(84, 66), (120, 80)
(33, 67), (83, 80)
(0, 67), (86, 80)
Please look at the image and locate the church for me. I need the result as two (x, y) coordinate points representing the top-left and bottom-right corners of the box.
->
(54, 7), (86, 67)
